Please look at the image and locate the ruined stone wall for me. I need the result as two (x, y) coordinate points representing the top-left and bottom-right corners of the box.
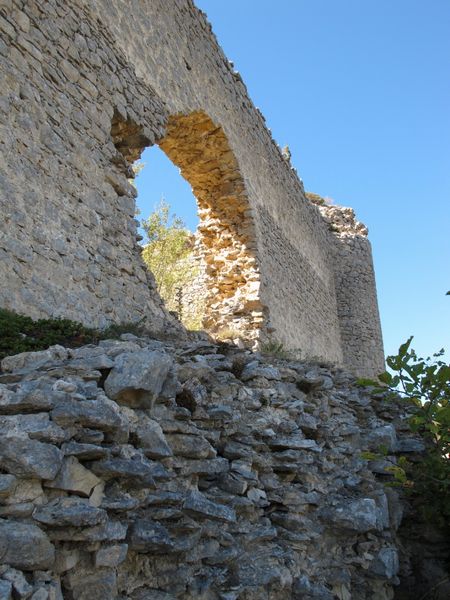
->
(307, 195), (385, 377)
(0, 0), (181, 337)
(0, 0), (384, 376)
(0, 337), (434, 600)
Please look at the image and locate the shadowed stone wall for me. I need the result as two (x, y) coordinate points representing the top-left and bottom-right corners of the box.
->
(0, 0), (384, 376)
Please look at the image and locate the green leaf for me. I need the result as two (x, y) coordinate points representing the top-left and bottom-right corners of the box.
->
(378, 371), (393, 385)
(398, 336), (413, 358)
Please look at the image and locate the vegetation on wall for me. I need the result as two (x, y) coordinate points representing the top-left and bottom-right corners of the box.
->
(141, 200), (201, 324)
(0, 309), (99, 361)
(360, 336), (450, 530)
(0, 310), (150, 362)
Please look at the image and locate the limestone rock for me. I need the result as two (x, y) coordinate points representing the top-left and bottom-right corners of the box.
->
(366, 424), (398, 452)
(166, 433), (216, 459)
(173, 457), (229, 476)
(0, 475), (17, 499)
(54, 548), (80, 574)
(323, 498), (378, 532)
(0, 384), (51, 414)
(89, 455), (169, 487)
(133, 418), (173, 459)
(240, 362), (281, 382)
(51, 397), (123, 436)
(176, 377), (208, 411)
(0, 436), (62, 480)
(0, 413), (67, 444)
(0, 346), (68, 373)
(0, 520), (55, 569)
(62, 441), (109, 460)
(64, 569), (117, 600)
(0, 579), (12, 599)
(104, 350), (173, 408)
(128, 519), (174, 553)
(95, 544), (128, 567)
(33, 498), (107, 527)
(29, 589), (48, 600)
(45, 457), (101, 497)
(1, 567), (33, 599)
(268, 436), (320, 452)
(183, 491), (236, 522)
(48, 520), (128, 543)
(370, 547), (399, 580)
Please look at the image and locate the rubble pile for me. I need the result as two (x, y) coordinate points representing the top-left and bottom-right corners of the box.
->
(0, 335), (420, 599)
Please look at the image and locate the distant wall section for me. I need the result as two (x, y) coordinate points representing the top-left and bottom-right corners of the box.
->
(308, 194), (385, 377)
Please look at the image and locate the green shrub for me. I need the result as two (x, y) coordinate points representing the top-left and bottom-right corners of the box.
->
(100, 319), (147, 339)
(0, 308), (99, 360)
(261, 339), (294, 359)
(359, 337), (450, 530)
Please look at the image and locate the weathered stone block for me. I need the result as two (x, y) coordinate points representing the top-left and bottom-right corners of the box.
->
(0, 436), (62, 480)
(0, 520), (55, 569)
(104, 350), (173, 408)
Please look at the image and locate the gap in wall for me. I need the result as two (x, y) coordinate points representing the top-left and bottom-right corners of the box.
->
(111, 109), (264, 344)
(134, 145), (199, 236)
(134, 145), (205, 329)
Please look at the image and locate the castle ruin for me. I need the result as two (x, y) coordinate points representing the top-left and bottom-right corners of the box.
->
(0, 1), (383, 376)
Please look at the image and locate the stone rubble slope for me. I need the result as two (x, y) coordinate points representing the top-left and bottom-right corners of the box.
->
(0, 335), (418, 599)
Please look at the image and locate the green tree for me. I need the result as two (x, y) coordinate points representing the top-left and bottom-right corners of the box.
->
(360, 337), (450, 529)
(141, 200), (199, 318)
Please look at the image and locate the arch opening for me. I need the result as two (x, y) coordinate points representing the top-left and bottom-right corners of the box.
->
(112, 109), (265, 345)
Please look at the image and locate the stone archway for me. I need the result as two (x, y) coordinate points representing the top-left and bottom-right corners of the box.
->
(112, 109), (266, 344)
(158, 112), (264, 343)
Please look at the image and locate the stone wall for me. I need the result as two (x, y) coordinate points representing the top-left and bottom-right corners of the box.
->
(307, 194), (385, 377)
(0, 0), (180, 337)
(0, 0), (384, 376)
(0, 336), (438, 600)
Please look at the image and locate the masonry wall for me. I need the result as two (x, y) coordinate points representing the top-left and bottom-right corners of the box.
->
(0, 0), (181, 337)
(0, 0), (384, 376)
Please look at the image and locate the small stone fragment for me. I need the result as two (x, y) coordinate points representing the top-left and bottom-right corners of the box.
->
(0, 436), (63, 480)
(0, 519), (55, 569)
(45, 456), (101, 496)
(1, 566), (33, 598)
(95, 544), (128, 567)
(183, 491), (236, 522)
(33, 497), (107, 527)
(134, 419), (173, 458)
(0, 475), (17, 498)
(0, 579), (12, 599)
(128, 519), (174, 553)
(370, 547), (399, 580)
(166, 433), (216, 459)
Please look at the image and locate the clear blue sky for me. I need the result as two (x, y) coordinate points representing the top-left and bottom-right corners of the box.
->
(136, 0), (450, 362)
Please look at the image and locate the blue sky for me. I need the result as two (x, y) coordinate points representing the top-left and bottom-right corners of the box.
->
(136, 0), (450, 362)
